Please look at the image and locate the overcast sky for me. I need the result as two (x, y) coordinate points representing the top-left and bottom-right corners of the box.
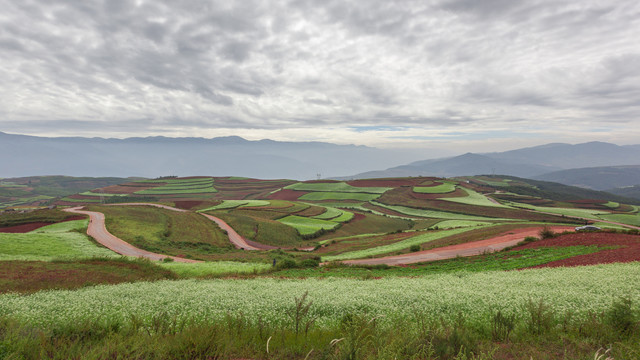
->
(1, 0), (639, 152)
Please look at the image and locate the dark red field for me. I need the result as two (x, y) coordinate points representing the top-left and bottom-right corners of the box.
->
(516, 232), (640, 268)
(347, 178), (425, 187)
(0, 215), (85, 233)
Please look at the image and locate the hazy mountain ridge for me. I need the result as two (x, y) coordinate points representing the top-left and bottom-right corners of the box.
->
(0, 132), (427, 180)
(340, 142), (640, 185)
(534, 165), (640, 191)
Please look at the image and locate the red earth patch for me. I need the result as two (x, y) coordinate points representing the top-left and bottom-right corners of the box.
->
(173, 201), (204, 210)
(516, 232), (640, 268)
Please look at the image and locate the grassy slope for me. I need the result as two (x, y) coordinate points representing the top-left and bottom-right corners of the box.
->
(0, 220), (117, 261)
(92, 205), (231, 260)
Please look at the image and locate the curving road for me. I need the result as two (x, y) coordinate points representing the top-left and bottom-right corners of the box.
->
(63, 207), (200, 263)
(341, 226), (576, 266)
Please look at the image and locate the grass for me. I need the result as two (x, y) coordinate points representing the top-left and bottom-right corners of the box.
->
(432, 219), (493, 229)
(79, 191), (127, 197)
(135, 187), (218, 195)
(299, 192), (381, 201)
(0, 257), (176, 294)
(371, 201), (512, 221)
(91, 205), (230, 260)
(598, 213), (640, 227)
(322, 226), (485, 261)
(278, 246), (608, 278)
(413, 183), (456, 193)
(159, 261), (272, 277)
(278, 215), (339, 235)
(286, 182), (391, 194)
(197, 200), (270, 211)
(443, 188), (511, 208)
(0, 220), (117, 261)
(212, 212), (303, 247)
(312, 207), (343, 220)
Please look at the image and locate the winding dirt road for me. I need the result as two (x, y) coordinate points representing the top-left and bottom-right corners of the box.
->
(63, 207), (200, 263)
(341, 226), (575, 266)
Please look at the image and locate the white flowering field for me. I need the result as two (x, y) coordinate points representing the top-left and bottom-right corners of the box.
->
(1, 262), (638, 329)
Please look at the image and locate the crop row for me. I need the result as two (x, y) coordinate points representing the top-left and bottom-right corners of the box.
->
(370, 201), (512, 221)
(413, 183), (456, 194)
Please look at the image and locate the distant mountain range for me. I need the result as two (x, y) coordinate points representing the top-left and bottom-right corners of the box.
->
(338, 142), (640, 197)
(0, 131), (428, 180)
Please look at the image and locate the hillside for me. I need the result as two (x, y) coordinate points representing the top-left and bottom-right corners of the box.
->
(534, 165), (640, 190)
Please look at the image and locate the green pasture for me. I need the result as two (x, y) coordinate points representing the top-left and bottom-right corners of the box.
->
(277, 215), (339, 235)
(0, 220), (117, 261)
(299, 192), (380, 201)
(413, 183), (456, 194)
(371, 201), (512, 221)
(286, 182), (391, 194)
(598, 213), (640, 227)
(322, 226), (485, 261)
(443, 188), (511, 208)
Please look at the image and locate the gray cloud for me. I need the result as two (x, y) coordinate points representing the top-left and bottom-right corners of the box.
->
(0, 0), (638, 146)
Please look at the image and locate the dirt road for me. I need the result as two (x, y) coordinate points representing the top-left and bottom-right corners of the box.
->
(341, 226), (575, 266)
(63, 207), (200, 263)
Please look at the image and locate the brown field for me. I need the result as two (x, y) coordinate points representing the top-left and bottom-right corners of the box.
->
(0, 258), (176, 294)
(0, 215), (84, 233)
(346, 178), (425, 187)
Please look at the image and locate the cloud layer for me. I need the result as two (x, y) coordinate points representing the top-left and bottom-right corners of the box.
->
(1, 0), (639, 151)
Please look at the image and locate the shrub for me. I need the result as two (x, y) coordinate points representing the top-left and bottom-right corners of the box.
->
(606, 296), (636, 336)
(539, 226), (555, 239)
(491, 310), (515, 341)
(409, 244), (421, 252)
(524, 298), (555, 335)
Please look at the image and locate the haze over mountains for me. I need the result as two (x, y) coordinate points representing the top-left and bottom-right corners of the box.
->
(2, 132), (639, 197)
(0, 131), (428, 180)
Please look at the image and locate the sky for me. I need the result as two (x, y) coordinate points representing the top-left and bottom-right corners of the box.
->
(1, 0), (639, 153)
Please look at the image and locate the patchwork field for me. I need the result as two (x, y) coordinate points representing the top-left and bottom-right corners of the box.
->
(2, 175), (640, 358)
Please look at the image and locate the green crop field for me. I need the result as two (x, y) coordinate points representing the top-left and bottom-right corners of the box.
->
(159, 261), (272, 277)
(371, 201), (512, 220)
(0, 220), (117, 261)
(322, 226), (485, 261)
(598, 213), (640, 227)
(197, 200), (270, 211)
(442, 188), (511, 208)
(286, 182), (391, 194)
(277, 215), (339, 235)
(413, 183), (456, 193)
(507, 201), (613, 219)
(299, 192), (381, 201)
(312, 206), (343, 220)
(134, 187), (218, 195)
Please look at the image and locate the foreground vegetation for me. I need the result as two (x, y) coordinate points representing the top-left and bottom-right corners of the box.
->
(1, 263), (638, 359)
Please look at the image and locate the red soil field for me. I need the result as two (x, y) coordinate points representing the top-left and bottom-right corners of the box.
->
(517, 232), (640, 268)
(0, 216), (85, 233)
(267, 189), (306, 200)
(173, 201), (204, 210)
